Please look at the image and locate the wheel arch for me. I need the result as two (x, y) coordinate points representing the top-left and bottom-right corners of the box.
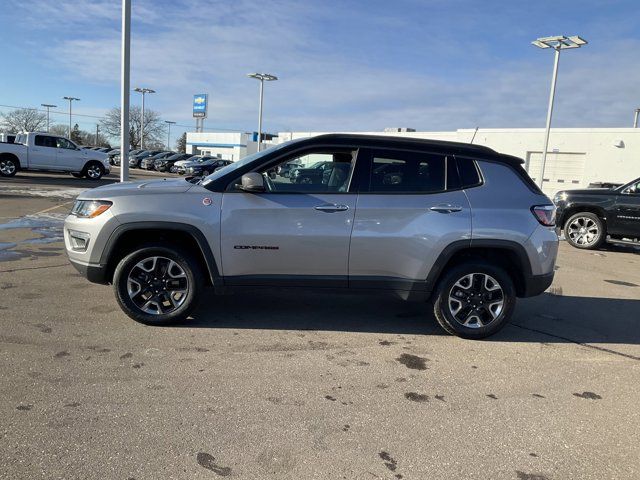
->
(560, 205), (607, 230)
(427, 240), (532, 297)
(0, 152), (21, 168)
(101, 222), (220, 287)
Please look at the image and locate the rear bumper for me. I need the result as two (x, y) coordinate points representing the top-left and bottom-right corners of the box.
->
(522, 272), (555, 297)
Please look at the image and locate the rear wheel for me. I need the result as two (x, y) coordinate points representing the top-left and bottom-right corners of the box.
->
(84, 161), (104, 180)
(113, 244), (203, 325)
(564, 212), (605, 250)
(0, 156), (18, 177)
(432, 262), (516, 339)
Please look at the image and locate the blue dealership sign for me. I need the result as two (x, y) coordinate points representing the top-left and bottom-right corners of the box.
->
(193, 94), (208, 118)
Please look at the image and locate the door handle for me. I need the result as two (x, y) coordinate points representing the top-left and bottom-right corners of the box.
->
(314, 204), (349, 212)
(429, 204), (462, 213)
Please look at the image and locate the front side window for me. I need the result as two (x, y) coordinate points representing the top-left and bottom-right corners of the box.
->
(35, 135), (57, 148)
(368, 152), (446, 193)
(56, 138), (76, 149)
(259, 150), (356, 193)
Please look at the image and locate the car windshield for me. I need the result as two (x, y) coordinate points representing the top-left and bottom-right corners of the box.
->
(200, 139), (304, 186)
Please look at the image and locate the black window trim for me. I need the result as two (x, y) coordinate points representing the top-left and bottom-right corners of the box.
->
(452, 155), (484, 190)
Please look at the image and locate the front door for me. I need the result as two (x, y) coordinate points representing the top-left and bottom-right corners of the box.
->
(349, 149), (472, 289)
(220, 148), (360, 287)
(55, 137), (82, 170)
(613, 179), (640, 237)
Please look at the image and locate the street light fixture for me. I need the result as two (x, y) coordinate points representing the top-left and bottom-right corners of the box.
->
(62, 96), (80, 139)
(532, 35), (587, 189)
(247, 72), (278, 151)
(133, 87), (155, 149)
(41, 104), (57, 132)
(165, 120), (176, 150)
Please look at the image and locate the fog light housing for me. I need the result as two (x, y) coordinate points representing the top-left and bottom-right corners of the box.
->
(68, 230), (90, 251)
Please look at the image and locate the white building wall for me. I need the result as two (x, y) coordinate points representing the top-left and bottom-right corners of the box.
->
(186, 132), (259, 161)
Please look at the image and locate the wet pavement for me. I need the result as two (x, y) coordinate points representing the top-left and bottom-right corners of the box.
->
(1, 172), (639, 479)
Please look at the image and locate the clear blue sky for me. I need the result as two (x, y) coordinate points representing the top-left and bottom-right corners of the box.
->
(1, 0), (639, 144)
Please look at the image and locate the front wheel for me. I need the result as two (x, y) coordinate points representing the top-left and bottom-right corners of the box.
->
(84, 161), (104, 180)
(113, 244), (203, 325)
(432, 263), (516, 339)
(0, 157), (18, 177)
(564, 212), (605, 250)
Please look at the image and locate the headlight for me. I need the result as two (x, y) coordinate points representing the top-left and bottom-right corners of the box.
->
(71, 200), (112, 218)
(553, 192), (568, 204)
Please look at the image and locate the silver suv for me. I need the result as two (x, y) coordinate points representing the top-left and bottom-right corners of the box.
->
(64, 134), (558, 339)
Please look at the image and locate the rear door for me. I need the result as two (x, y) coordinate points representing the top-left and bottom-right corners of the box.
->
(220, 148), (361, 286)
(349, 148), (471, 289)
(30, 135), (58, 169)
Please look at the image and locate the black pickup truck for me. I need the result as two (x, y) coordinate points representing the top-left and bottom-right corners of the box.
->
(554, 176), (640, 249)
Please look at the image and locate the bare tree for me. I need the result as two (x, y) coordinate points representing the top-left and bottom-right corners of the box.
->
(101, 105), (166, 149)
(0, 108), (47, 133)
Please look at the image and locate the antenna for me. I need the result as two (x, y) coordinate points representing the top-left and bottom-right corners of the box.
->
(470, 127), (479, 144)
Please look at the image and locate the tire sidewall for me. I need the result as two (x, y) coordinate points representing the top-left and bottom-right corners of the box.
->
(433, 262), (516, 339)
(113, 245), (202, 325)
(0, 157), (18, 177)
(85, 161), (104, 181)
(564, 212), (604, 250)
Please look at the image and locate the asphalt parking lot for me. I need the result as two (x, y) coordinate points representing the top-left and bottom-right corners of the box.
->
(1, 172), (640, 480)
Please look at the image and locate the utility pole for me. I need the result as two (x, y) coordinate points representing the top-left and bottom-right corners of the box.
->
(634, 109), (640, 128)
(95, 124), (100, 146)
(165, 120), (176, 150)
(41, 104), (57, 132)
(134, 87), (155, 149)
(120, 0), (131, 182)
(63, 96), (80, 139)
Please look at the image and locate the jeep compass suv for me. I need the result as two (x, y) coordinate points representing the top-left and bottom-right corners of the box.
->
(64, 134), (558, 339)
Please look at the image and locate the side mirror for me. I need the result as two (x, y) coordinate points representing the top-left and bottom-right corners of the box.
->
(238, 172), (265, 192)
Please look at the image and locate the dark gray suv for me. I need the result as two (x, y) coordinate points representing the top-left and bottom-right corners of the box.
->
(64, 134), (558, 339)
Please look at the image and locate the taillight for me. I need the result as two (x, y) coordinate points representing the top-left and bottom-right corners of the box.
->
(531, 205), (556, 226)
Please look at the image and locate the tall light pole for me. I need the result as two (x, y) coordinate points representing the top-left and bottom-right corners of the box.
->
(164, 120), (176, 150)
(634, 109), (640, 128)
(120, 0), (131, 182)
(63, 96), (80, 139)
(41, 104), (57, 132)
(531, 35), (587, 189)
(134, 87), (155, 149)
(247, 73), (278, 151)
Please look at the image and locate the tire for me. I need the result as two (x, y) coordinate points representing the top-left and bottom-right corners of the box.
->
(113, 244), (203, 325)
(432, 262), (516, 339)
(564, 212), (605, 250)
(0, 156), (18, 177)
(84, 161), (104, 180)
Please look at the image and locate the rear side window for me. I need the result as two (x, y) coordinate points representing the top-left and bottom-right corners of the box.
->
(35, 135), (56, 148)
(368, 151), (446, 193)
(456, 158), (482, 188)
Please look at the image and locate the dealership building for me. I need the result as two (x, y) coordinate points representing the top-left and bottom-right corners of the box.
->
(187, 127), (640, 196)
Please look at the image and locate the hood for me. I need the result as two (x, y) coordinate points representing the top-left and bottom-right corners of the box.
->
(173, 159), (198, 167)
(77, 178), (194, 199)
(558, 188), (616, 196)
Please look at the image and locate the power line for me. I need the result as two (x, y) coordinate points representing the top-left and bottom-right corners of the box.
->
(0, 103), (246, 132)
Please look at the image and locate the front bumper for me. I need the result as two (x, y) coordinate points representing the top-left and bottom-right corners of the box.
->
(69, 258), (109, 284)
